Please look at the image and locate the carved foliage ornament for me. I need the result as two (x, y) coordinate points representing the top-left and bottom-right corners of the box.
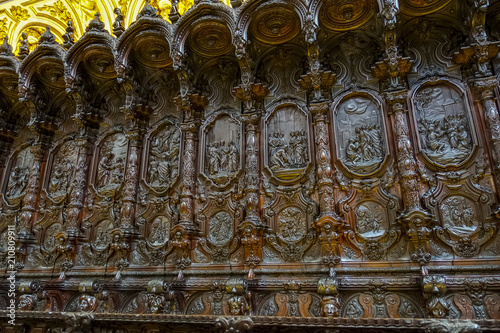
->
(414, 85), (474, 167)
(336, 95), (386, 175)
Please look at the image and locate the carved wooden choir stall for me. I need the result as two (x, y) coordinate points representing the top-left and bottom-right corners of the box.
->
(1, 0), (500, 332)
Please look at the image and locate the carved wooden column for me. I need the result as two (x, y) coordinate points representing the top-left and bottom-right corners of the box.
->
(385, 91), (432, 265)
(241, 112), (261, 224)
(65, 137), (93, 236)
(474, 77), (500, 177)
(120, 127), (143, 232)
(179, 121), (199, 231)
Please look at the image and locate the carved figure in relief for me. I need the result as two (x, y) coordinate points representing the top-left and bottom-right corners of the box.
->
(209, 211), (233, 246)
(148, 127), (180, 189)
(6, 166), (29, 197)
(277, 207), (306, 242)
(49, 158), (73, 195)
(345, 125), (383, 165)
(441, 196), (479, 236)
(206, 141), (239, 175)
(94, 225), (111, 249)
(416, 86), (472, 165)
(337, 97), (385, 174)
(269, 131), (308, 170)
(149, 217), (167, 246)
(355, 203), (386, 238)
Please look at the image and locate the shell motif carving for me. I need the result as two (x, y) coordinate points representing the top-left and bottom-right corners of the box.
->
(415, 85), (473, 167)
(208, 211), (234, 247)
(5, 147), (34, 199)
(336, 96), (386, 175)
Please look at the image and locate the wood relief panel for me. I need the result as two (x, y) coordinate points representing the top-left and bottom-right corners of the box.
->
(1, 0), (500, 330)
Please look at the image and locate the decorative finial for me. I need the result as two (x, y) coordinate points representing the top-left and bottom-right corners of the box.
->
(169, 0), (180, 23)
(113, 8), (125, 38)
(62, 20), (75, 50)
(0, 36), (14, 56)
(18, 32), (29, 60)
(86, 12), (106, 33)
(38, 26), (57, 45)
(137, 0), (162, 19)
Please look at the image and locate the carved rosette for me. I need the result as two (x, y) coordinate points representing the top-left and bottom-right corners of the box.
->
(249, 3), (300, 45)
(400, 0), (454, 16)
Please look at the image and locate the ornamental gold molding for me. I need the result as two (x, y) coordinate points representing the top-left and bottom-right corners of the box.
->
(0, 0), (232, 54)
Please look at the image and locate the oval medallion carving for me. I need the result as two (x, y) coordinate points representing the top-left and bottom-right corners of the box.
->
(5, 147), (34, 199)
(355, 201), (387, 238)
(93, 220), (113, 250)
(277, 207), (306, 242)
(148, 216), (170, 246)
(415, 85), (473, 166)
(336, 96), (386, 174)
(43, 223), (63, 252)
(440, 196), (479, 236)
(147, 124), (180, 191)
(320, 0), (375, 32)
(266, 105), (309, 181)
(208, 211), (233, 246)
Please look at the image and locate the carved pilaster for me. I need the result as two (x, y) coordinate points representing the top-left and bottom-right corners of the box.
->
(385, 90), (433, 265)
(66, 137), (93, 236)
(120, 129), (143, 231)
(310, 102), (343, 275)
(242, 113), (261, 225)
(238, 221), (262, 280)
(19, 144), (44, 237)
(473, 77), (500, 179)
(179, 121), (199, 231)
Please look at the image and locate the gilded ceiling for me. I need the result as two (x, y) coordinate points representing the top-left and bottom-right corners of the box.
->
(0, 0), (230, 53)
